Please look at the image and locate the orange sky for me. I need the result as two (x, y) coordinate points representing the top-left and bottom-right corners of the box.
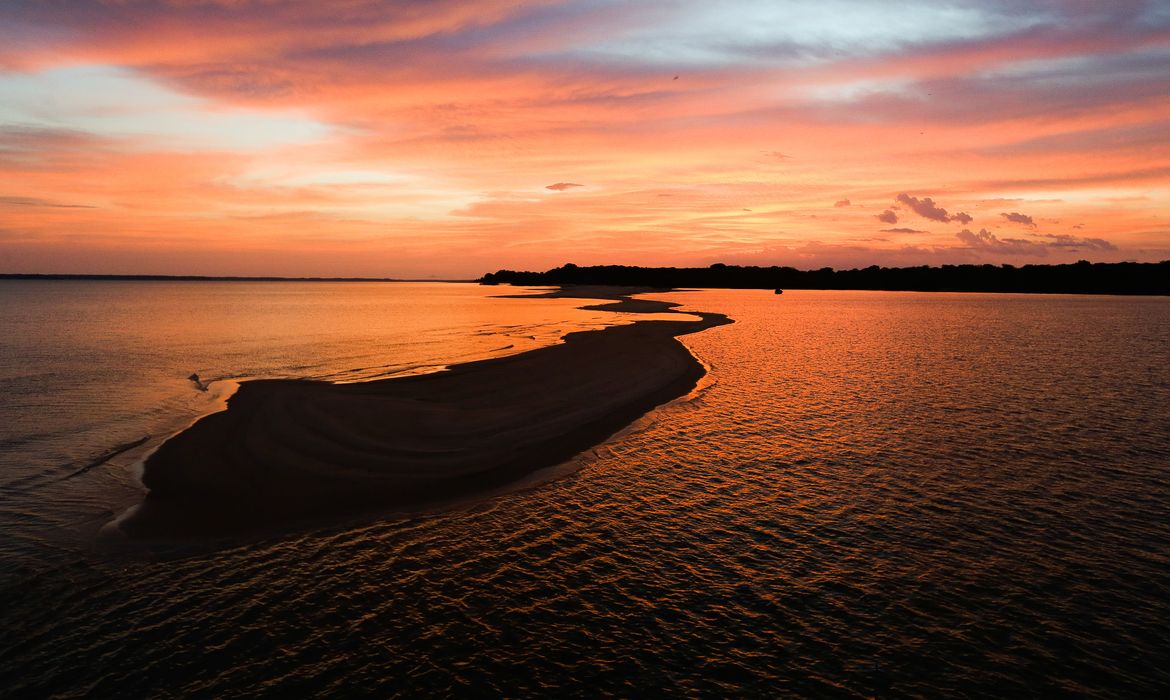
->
(1, 1), (1168, 277)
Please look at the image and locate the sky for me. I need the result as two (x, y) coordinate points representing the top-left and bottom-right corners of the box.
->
(1, 0), (1168, 278)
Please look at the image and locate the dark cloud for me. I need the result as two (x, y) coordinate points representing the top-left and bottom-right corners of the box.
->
(956, 228), (1117, 256)
(1001, 211), (1035, 226)
(545, 182), (583, 191)
(764, 151), (792, 160)
(896, 193), (952, 222)
(881, 227), (928, 233)
(895, 194), (975, 225)
(833, 199), (850, 207)
(956, 228), (1040, 255)
(1037, 233), (1117, 251)
(876, 209), (898, 224)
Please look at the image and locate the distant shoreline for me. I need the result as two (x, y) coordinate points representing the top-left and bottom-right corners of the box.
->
(10, 259), (1169, 294)
(0, 274), (476, 282)
(481, 261), (1170, 296)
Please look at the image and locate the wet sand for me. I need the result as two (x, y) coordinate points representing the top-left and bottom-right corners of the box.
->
(121, 287), (731, 538)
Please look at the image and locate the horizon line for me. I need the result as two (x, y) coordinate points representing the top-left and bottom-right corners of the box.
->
(4, 258), (1167, 283)
(0, 273), (476, 282)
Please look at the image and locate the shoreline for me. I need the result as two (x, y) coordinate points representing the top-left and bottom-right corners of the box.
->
(118, 287), (732, 539)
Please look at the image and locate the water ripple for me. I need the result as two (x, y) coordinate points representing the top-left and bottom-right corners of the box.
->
(2, 290), (1170, 696)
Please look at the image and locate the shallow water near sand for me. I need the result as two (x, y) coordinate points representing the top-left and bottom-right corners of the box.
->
(2, 283), (1169, 696)
(0, 281), (674, 547)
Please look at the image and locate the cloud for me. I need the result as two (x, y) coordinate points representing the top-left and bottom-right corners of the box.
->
(956, 228), (1039, 255)
(1037, 233), (1117, 251)
(880, 227), (928, 233)
(0, 195), (96, 208)
(983, 121), (1170, 158)
(545, 182), (583, 191)
(1000, 211), (1035, 226)
(833, 198), (850, 207)
(973, 166), (1170, 191)
(876, 209), (898, 224)
(895, 193), (952, 222)
(956, 228), (1117, 256)
(895, 194), (975, 225)
(0, 125), (102, 150)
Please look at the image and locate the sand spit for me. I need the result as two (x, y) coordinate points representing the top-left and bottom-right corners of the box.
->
(121, 287), (731, 538)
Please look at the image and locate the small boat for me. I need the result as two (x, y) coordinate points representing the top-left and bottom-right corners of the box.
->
(774, 289), (784, 294)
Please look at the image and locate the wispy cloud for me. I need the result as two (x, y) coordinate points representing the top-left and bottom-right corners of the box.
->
(0, 195), (96, 208)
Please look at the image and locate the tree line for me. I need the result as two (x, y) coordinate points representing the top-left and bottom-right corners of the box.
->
(479, 260), (1170, 295)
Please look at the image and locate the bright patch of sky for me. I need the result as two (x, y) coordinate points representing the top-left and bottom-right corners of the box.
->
(230, 167), (413, 189)
(359, 192), (483, 220)
(998, 187), (1165, 205)
(224, 166), (477, 220)
(801, 77), (918, 103)
(570, 0), (1031, 67)
(0, 65), (332, 151)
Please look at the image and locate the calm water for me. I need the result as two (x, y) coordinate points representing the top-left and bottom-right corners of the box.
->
(0, 281), (667, 556)
(2, 284), (1169, 696)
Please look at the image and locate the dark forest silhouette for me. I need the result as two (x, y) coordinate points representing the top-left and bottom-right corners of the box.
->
(480, 260), (1170, 295)
(0, 274), (401, 282)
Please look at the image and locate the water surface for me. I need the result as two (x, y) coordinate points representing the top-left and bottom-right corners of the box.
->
(0, 281), (665, 555)
(2, 286), (1168, 696)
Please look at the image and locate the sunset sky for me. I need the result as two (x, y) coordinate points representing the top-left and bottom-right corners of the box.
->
(1, 1), (1168, 277)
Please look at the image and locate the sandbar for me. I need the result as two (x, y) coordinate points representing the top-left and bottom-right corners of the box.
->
(121, 287), (731, 538)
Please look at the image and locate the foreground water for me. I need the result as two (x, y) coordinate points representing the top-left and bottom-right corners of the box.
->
(0, 281), (669, 551)
(2, 284), (1169, 696)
